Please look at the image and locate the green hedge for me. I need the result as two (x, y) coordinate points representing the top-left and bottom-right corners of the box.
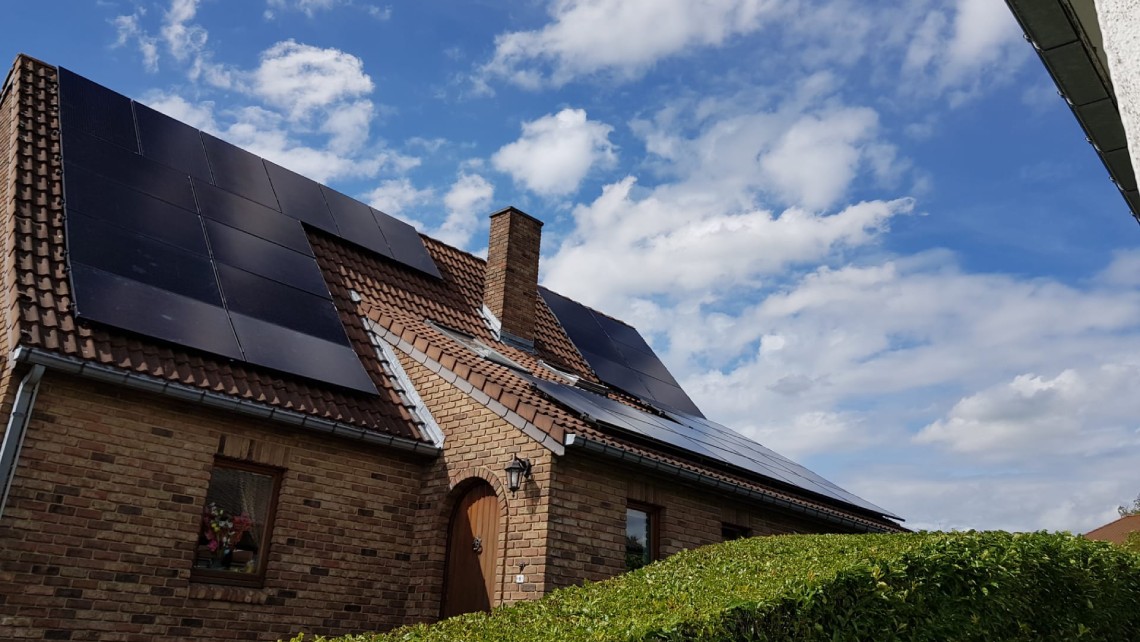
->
(290, 531), (1140, 642)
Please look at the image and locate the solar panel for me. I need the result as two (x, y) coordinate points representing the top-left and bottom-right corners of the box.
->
(540, 287), (703, 417)
(230, 313), (377, 395)
(216, 265), (348, 345)
(372, 209), (443, 278)
(201, 134), (280, 210)
(192, 179), (314, 256)
(69, 263), (243, 361)
(67, 212), (221, 305)
(532, 377), (896, 519)
(134, 102), (212, 181)
(205, 220), (330, 298)
(58, 68), (138, 152)
(57, 66), (444, 394)
(63, 163), (207, 256)
(63, 130), (197, 212)
(264, 161), (339, 234)
(321, 185), (391, 256)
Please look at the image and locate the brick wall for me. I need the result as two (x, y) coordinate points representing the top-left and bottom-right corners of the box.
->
(0, 373), (428, 641)
(397, 354), (554, 622)
(545, 454), (853, 590)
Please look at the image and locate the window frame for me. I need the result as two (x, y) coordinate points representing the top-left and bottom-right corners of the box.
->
(721, 522), (752, 541)
(190, 457), (282, 588)
(625, 500), (660, 571)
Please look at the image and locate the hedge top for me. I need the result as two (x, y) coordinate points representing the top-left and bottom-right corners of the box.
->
(292, 531), (1140, 642)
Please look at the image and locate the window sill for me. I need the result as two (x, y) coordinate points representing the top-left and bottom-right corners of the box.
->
(188, 582), (270, 604)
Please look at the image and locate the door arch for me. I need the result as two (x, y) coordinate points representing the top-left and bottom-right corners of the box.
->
(441, 480), (501, 618)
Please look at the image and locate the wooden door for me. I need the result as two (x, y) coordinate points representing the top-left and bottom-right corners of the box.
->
(442, 481), (500, 618)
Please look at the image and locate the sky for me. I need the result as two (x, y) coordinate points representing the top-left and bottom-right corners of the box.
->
(7, 0), (1140, 533)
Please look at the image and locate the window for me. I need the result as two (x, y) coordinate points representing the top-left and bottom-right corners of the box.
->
(625, 502), (659, 571)
(191, 458), (281, 587)
(721, 523), (752, 541)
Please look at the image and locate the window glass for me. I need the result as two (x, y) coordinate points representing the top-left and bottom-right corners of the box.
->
(722, 523), (751, 541)
(193, 462), (278, 583)
(626, 506), (652, 571)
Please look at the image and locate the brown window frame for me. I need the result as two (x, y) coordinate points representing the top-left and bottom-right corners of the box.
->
(625, 500), (660, 571)
(190, 457), (282, 588)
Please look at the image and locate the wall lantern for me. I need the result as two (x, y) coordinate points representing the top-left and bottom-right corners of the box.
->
(505, 455), (532, 493)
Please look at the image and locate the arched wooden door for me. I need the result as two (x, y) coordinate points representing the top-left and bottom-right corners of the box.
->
(441, 481), (500, 618)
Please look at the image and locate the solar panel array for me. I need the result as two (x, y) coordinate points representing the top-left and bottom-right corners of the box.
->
(532, 377), (898, 518)
(539, 287), (704, 417)
(57, 67), (441, 394)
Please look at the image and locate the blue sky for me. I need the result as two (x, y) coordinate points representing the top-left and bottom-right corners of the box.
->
(8, 0), (1140, 532)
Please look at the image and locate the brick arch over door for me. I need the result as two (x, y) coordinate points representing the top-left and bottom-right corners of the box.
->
(439, 470), (510, 617)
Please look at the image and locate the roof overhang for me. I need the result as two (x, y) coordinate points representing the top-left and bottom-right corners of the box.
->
(1005, 0), (1140, 223)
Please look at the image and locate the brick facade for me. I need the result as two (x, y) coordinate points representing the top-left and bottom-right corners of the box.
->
(0, 374), (426, 641)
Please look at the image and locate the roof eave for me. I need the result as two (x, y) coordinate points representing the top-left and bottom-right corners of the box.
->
(1005, 0), (1140, 223)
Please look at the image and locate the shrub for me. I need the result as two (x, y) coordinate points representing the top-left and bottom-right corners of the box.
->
(289, 531), (1140, 642)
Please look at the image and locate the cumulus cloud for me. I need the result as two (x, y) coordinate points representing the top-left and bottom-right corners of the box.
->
(366, 178), (434, 221)
(491, 108), (616, 196)
(111, 9), (159, 72)
(434, 173), (495, 247)
(482, 0), (781, 87)
(252, 40), (375, 121)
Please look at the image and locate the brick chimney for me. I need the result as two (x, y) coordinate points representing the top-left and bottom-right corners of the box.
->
(484, 207), (543, 346)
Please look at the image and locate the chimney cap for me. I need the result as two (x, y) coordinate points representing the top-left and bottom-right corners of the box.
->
(489, 206), (544, 227)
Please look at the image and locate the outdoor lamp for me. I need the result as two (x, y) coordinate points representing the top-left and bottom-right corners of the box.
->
(505, 455), (532, 493)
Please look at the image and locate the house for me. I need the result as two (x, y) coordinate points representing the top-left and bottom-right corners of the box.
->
(0, 54), (902, 641)
(1085, 514), (1140, 545)
(1005, 0), (1140, 223)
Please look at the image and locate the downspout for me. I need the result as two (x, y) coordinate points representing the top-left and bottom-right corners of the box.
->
(0, 363), (45, 520)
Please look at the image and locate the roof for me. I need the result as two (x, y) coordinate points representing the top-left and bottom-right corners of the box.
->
(1005, 0), (1140, 223)
(1, 54), (902, 531)
(1085, 513), (1140, 544)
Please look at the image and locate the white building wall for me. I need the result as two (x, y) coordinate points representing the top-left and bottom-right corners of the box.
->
(1096, 0), (1140, 185)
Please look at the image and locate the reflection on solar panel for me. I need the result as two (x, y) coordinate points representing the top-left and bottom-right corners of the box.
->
(56, 66), (449, 394)
(539, 287), (704, 417)
(532, 377), (898, 519)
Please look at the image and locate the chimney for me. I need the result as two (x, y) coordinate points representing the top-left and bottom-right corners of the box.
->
(484, 206), (543, 346)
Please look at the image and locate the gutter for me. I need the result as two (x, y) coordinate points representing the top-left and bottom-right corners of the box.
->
(564, 434), (897, 534)
(0, 363), (45, 519)
(7, 346), (441, 456)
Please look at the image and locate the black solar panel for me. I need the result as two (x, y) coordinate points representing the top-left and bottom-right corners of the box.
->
(533, 377), (897, 519)
(63, 163), (207, 255)
(264, 161), (339, 234)
(69, 263), (243, 361)
(540, 287), (704, 417)
(67, 212), (222, 306)
(230, 313), (376, 394)
(205, 220), (330, 298)
(201, 133), (280, 210)
(57, 66), (439, 395)
(372, 209), (443, 278)
(193, 179), (314, 256)
(63, 130), (197, 212)
(216, 265), (347, 345)
(321, 185), (391, 256)
(58, 68), (138, 152)
(135, 103), (212, 181)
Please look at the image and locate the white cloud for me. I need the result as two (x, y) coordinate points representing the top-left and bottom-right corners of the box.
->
(252, 40), (375, 122)
(111, 9), (159, 72)
(366, 178), (434, 221)
(916, 366), (1140, 459)
(435, 173), (495, 247)
(482, 0), (780, 87)
(265, 0), (391, 19)
(492, 108), (616, 196)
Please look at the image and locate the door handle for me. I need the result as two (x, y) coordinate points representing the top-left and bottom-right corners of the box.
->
(472, 537), (483, 554)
